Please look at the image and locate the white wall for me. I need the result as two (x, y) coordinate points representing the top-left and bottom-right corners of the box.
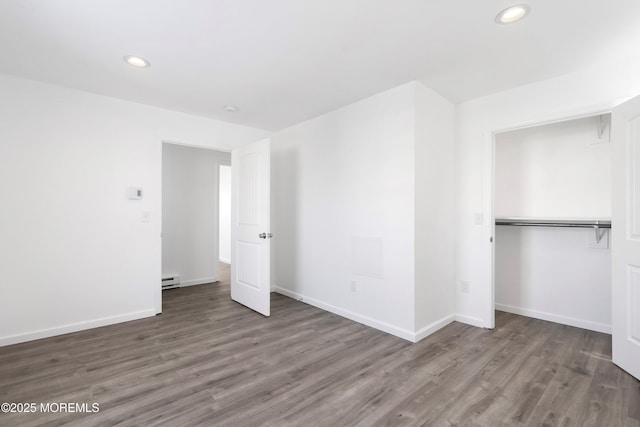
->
(414, 82), (456, 336)
(271, 81), (458, 341)
(455, 57), (640, 328)
(0, 73), (268, 346)
(271, 82), (417, 339)
(494, 117), (612, 332)
(495, 227), (611, 332)
(495, 116), (612, 218)
(162, 144), (230, 286)
(219, 165), (231, 263)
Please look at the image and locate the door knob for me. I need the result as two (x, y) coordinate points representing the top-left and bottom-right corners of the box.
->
(258, 233), (273, 239)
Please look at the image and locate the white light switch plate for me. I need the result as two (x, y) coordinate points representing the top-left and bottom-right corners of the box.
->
(142, 211), (151, 223)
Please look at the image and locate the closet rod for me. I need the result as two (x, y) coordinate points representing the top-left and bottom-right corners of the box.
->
(495, 219), (611, 228)
(495, 219), (611, 242)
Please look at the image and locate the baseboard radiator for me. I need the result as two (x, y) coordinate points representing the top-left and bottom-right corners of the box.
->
(161, 275), (181, 290)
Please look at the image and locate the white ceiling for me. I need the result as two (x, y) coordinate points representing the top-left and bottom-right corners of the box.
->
(1, 1), (639, 131)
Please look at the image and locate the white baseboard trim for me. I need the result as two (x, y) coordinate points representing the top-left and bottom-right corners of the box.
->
(454, 314), (486, 328)
(219, 258), (230, 264)
(0, 309), (157, 347)
(495, 303), (611, 334)
(274, 287), (416, 342)
(414, 314), (456, 342)
(180, 277), (218, 287)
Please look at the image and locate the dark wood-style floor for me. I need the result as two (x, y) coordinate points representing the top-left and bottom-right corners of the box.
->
(1, 264), (639, 427)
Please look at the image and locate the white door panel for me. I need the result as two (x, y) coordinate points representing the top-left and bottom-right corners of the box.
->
(231, 139), (271, 316)
(612, 95), (640, 380)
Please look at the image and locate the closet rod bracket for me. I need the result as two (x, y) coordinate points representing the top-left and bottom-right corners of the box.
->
(594, 224), (606, 244)
(598, 114), (611, 141)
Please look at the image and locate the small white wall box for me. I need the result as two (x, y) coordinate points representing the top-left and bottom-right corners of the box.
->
(127, 187), (143, 199)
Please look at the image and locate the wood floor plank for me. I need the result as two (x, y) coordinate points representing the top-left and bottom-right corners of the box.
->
(1, 264), (638, 426)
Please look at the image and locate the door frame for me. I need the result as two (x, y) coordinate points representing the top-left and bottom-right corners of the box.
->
(481, 106), (612, 329)
(158, 140), (231, 315)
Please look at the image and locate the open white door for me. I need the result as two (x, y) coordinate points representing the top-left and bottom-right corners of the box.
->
(612, 95), (640, 380)
(230, 138), (271, 316)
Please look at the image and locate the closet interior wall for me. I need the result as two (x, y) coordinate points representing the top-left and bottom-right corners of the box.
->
(494, 115), (612, 333)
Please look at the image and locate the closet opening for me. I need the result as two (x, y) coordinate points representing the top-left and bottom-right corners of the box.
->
(491, 113), (612, 333)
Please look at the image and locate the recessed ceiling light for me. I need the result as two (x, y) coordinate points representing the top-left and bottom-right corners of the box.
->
(124, 55), (150, 68)
(495, 4), (530, 24)
(223, 105), (239, 113)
